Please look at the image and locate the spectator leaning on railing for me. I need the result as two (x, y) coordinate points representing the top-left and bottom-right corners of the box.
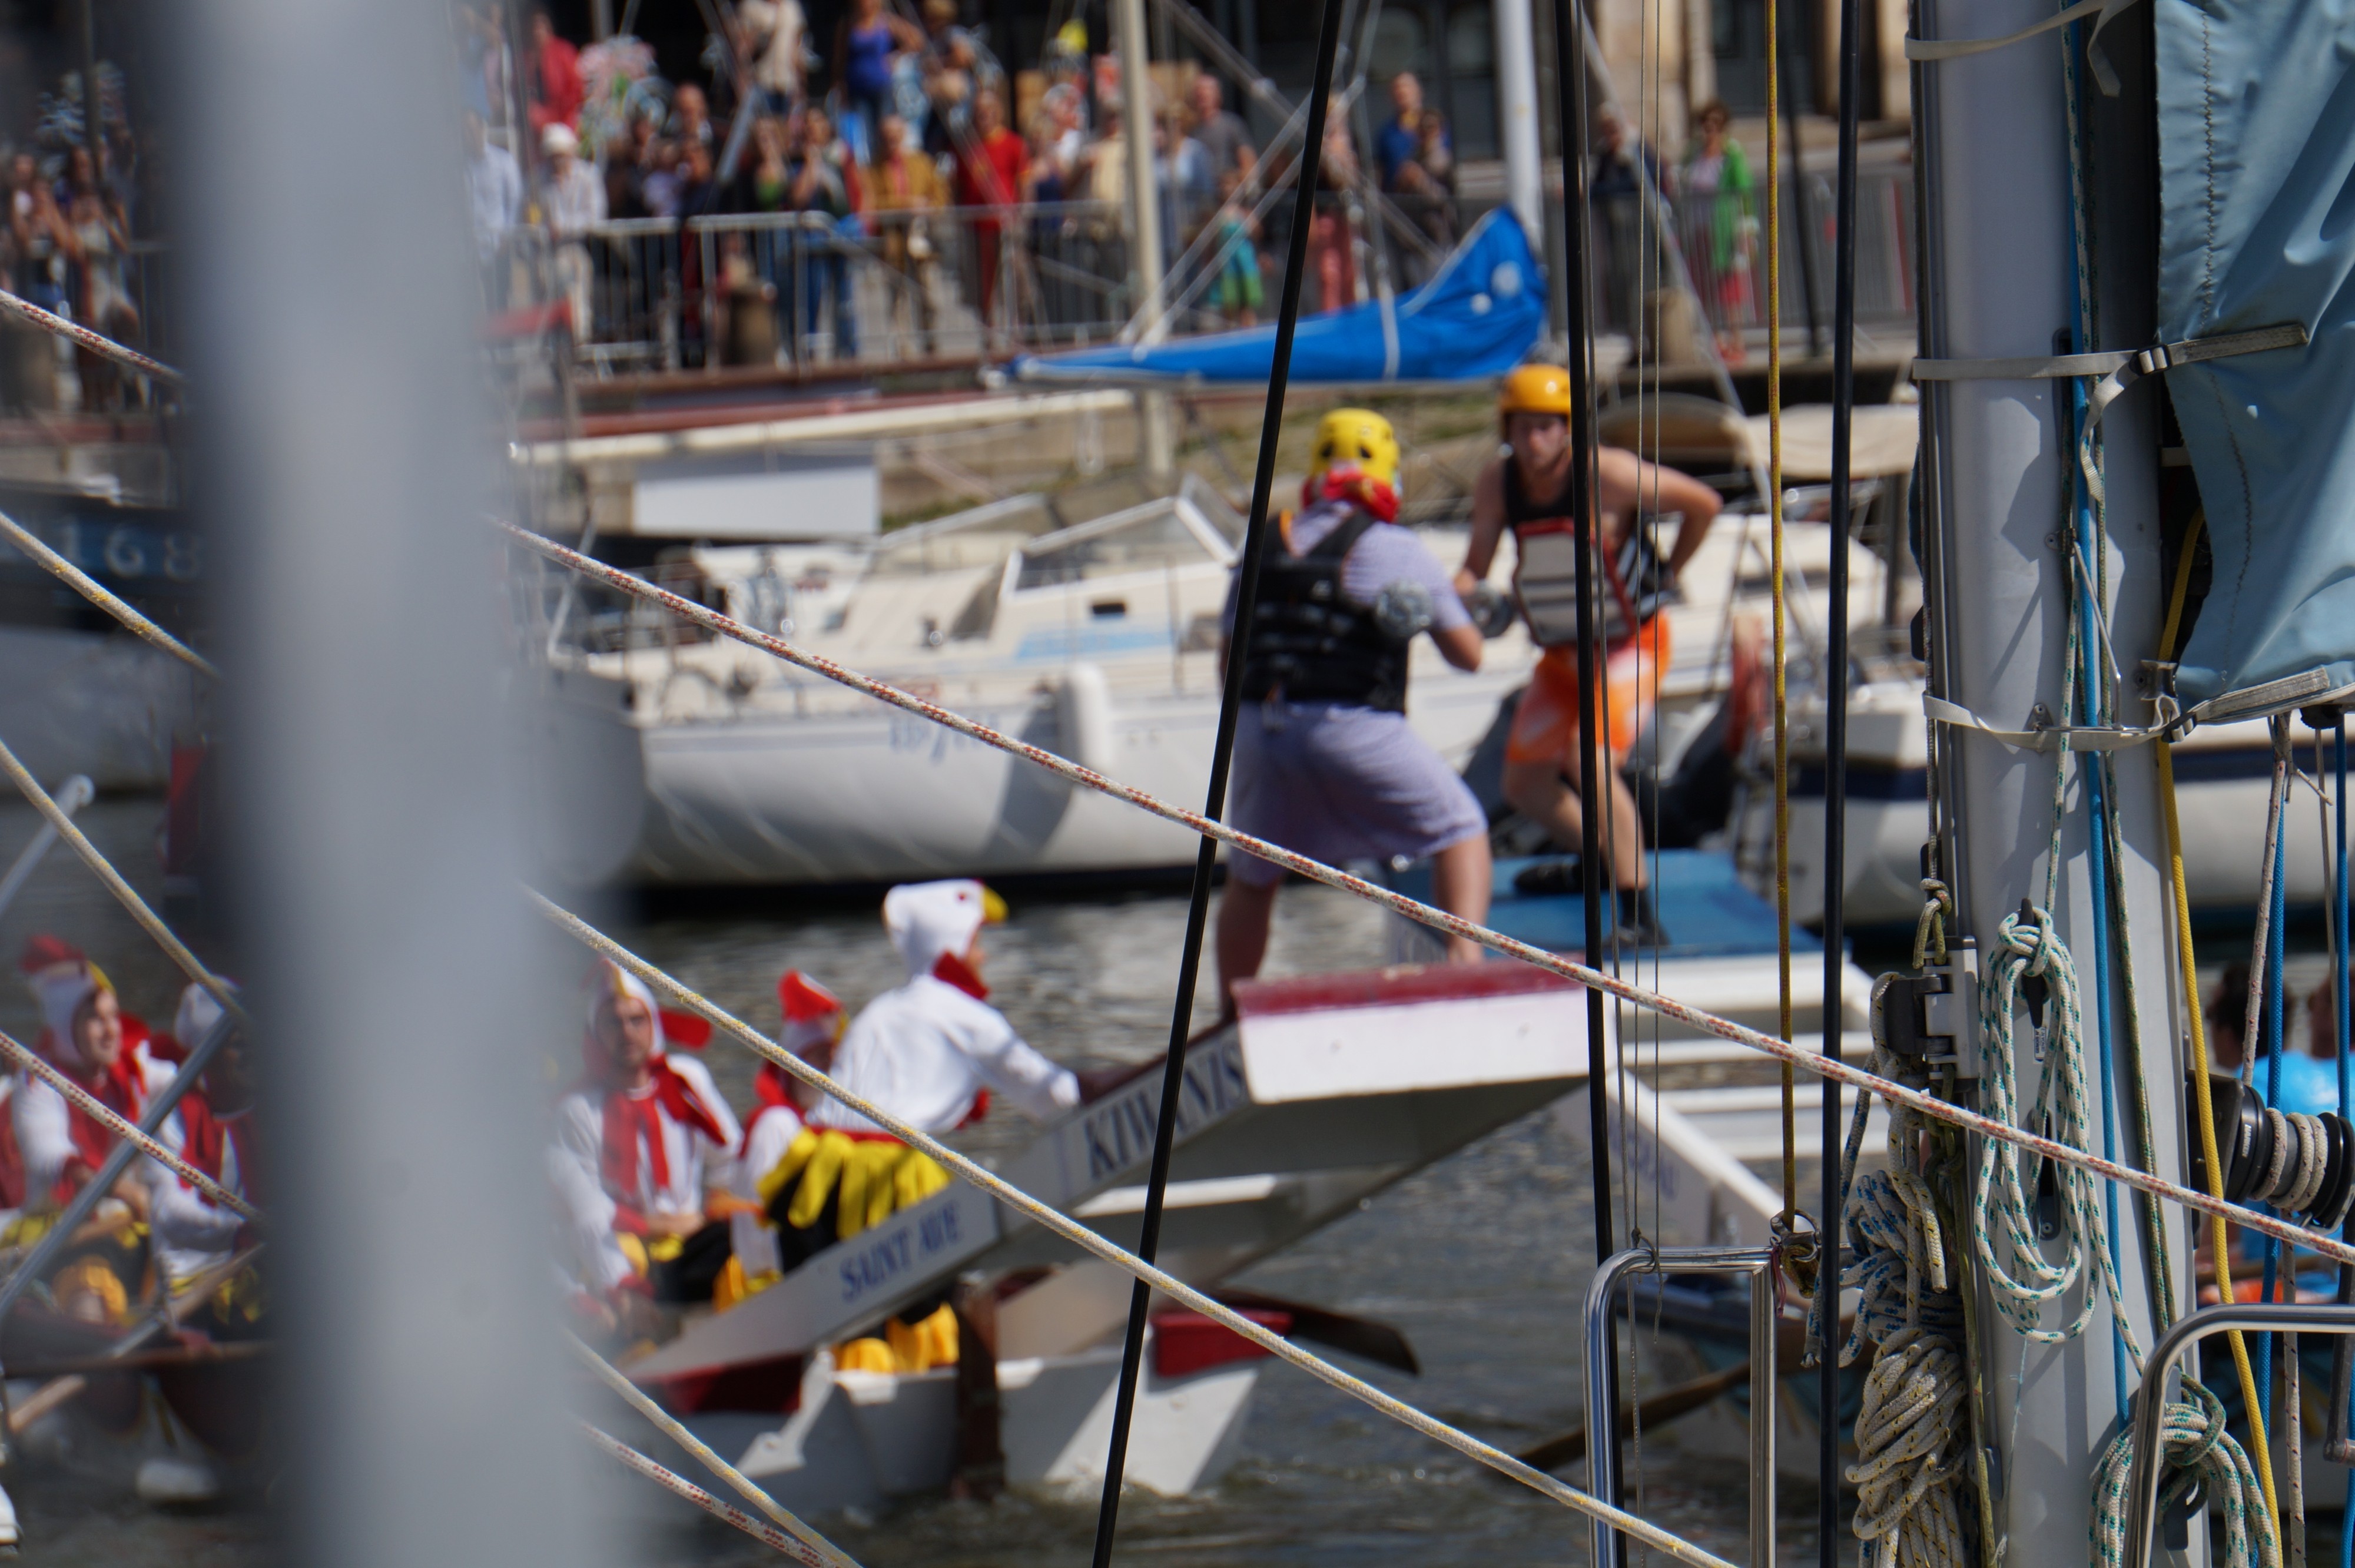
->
(868, 112), (946, 356)
(953, 86), (1027, 333)
(539, 122), (606, 336)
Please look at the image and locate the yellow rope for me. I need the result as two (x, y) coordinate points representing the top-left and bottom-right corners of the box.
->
(2158, 515), (2281, 1534)
(1766, 0), (1795, 1221)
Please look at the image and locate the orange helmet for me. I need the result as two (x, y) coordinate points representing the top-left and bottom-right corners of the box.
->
(1498, 363), (1574, 432)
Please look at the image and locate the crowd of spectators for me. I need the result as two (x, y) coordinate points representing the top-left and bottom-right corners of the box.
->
(0, 77), (160, 414)
(456, 1), (1464, 367)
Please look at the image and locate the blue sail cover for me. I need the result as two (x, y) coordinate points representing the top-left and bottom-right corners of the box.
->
(2160, 0), (2355, 717)
(1011, 207), (1545, 385)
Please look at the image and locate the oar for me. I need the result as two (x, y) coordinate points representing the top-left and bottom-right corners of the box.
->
(7, 1244), (264, 1436)
(1514, 1360), (1753, 1474)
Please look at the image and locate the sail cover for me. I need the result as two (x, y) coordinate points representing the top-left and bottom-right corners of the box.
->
(1011, 207), (1545, 385)
(2160, 0), (2355, 718)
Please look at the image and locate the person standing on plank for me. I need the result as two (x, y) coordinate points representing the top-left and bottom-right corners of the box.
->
(1215, 407), (1494, 1006)
(1457, 363), (1724, 944)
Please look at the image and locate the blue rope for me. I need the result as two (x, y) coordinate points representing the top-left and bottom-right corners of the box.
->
(2335, 719), (2351, 1568)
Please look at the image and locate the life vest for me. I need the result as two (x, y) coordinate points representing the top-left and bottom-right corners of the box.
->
(1503, 461), (1672, 650)
(1237, 506), (1411, 714)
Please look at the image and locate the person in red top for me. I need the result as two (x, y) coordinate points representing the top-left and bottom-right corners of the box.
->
(953, 88), (1029, 329)
(525, 8), (584, 138)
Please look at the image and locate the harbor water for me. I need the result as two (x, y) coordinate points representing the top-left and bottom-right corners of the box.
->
(1, 795), (1855, 1566)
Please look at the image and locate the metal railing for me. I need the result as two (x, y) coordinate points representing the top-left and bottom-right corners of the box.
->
(491, 201), (1178, 376)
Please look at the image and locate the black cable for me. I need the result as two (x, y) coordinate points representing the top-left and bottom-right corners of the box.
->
(1083, 0), (1349, 1556)
(1820, 0), (1863, 1555)
(1551, 0), (1620, 1553)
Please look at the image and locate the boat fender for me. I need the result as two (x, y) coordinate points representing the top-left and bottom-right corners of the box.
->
(1056, 663), (1115, 775)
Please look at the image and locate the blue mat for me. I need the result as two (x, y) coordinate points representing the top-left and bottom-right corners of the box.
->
(1388, 848), (1821, 960)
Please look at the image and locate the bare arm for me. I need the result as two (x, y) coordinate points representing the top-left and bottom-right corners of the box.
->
(1598, 446), (1723, 577)
(1454, 459), (1509, 598)
(1432, 622), (1482, 672)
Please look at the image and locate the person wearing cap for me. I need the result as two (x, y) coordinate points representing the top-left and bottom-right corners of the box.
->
(1457, 363), (1724, 944)
(538, 120), (605, 339)
(1215, 407), (1493, 1004)
(554, 960), (742, 1304)
(715, 970), (847, 1306)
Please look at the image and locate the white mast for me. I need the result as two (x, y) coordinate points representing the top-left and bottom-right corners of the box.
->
(1492, 0), (1544, 240)
(1913, 0), (2185, 1564)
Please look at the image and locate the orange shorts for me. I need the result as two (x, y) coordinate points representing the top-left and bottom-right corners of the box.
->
(1504, 618), (1669, 767)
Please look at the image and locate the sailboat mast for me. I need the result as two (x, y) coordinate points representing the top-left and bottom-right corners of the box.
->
(1913, 0), (2186, 1564)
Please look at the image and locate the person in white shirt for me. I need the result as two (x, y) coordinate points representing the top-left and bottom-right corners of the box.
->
(811, 880), (1080, 1136)
(462, 109), (521, 274)
(738, 0), (808, 118)
(148, 983), (259, 1294)
(538, 121), (605, 336)
(554, 961), (741, 1303)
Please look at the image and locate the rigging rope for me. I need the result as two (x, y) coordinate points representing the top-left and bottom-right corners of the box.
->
(0, 510), (218, 679)
(578, 1423), (840, 1568)
(506, 519), (2355, 1272)
(1766, 0), (1797, 1228)
(0, 1029), (258, 1219)
(0, 284), (185, 386)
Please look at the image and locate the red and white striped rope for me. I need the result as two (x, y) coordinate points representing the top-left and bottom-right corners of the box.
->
(578, 1421), (836, 1567)
(0, 286), (184, 384)
(0, 1029), (258, 1220)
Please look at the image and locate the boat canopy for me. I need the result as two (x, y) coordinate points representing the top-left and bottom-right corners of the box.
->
(1010, 208), (1546, 386)
(2161, 0), (2355, 719)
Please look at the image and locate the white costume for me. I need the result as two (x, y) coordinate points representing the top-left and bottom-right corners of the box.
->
(810, 880), (1080, 1136)
(553, 966), (741, 1239)
(148, 984), (253, 1287)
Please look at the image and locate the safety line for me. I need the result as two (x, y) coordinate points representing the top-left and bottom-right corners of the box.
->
(508, 521), (2355, 1268)
(567, 1333), (858, 1568)
(0, 510), (219, 679)
(0, 731), (247, 1026)
(535, 893), (1745, 1568)
(578, 1423), (836, 1567)
(0, 1027), (258, 1219)
(0, 285), (185, 386)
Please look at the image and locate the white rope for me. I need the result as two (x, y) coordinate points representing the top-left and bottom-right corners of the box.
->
(0, 284), (184, 385)
(500, 519), (2355, 1276)
(578, 1422), (839, 1567)
(1842, 1172), (1970, 1568)
(0, 510), (218, 679)
(566, 1333), (858, 1568)
(2091, 1375), (2279, 1568)
(1971, 906), (2140, 1352)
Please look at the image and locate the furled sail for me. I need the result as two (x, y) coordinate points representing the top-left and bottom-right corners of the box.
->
(2160, 0), (2355, 720)
(1011, 208), (1545, 386)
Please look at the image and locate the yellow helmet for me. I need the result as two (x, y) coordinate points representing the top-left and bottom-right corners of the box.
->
(1498, 363), (1574, 424)
(1308, 407), (1401, 492)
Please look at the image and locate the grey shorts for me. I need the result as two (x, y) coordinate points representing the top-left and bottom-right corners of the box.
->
(1227, 700), (1488, 888)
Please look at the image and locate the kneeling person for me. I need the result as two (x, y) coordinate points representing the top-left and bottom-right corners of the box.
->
(1215, 407), (1492, 1004)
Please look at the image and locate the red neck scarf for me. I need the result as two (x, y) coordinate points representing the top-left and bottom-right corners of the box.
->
(591, 1059), (729, 1197)
(930, 950), (990, 1000)
(175, 1088), (259, 1205)
(55, 1045), (146, 1186)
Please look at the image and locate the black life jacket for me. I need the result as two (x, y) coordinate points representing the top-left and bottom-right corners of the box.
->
(1502, 460), (1671, 649)
(1237, 508), (1411, 714)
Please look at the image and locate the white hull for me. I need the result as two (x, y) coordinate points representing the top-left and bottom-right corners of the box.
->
(590, 489), (1889, 887)
(665, 1335), (1259, 1517)
(1763, 682), (2319, 928)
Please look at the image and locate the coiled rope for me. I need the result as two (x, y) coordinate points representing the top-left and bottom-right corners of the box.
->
(1973, 905), (2137, 1348)
(2091, 1375), (2280, 1568)
(1842, 1170), (1970, 1568)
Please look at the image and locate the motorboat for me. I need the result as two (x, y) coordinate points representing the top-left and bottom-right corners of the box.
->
(564, 473), (1890, 888)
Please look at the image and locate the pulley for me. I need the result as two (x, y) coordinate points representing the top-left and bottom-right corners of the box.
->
(2187, 1072), (2355, 1232)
